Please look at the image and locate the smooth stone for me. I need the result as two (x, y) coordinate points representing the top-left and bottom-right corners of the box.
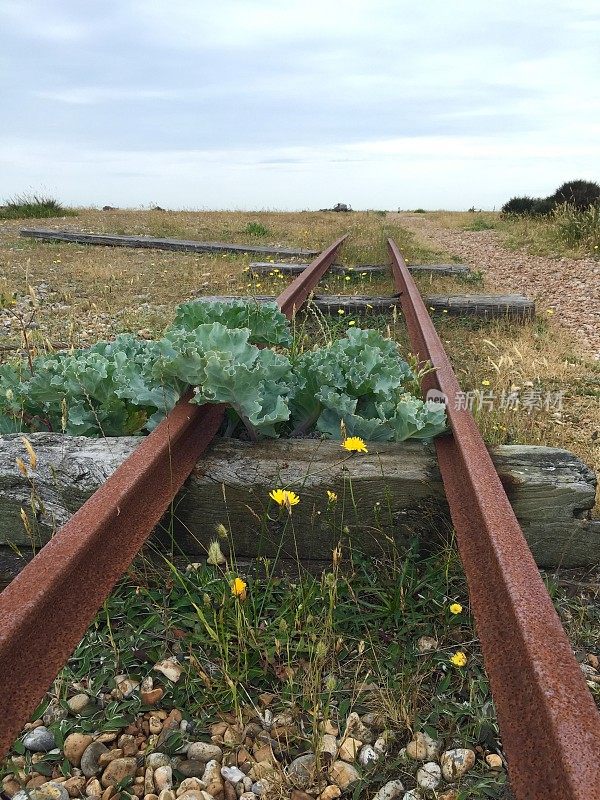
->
(114, 676), (139, 699)
(338, 737), (362, 762)
(14, 784), (69, 800)
(417, 636), (438, 653)
(63, 777), (86, 797)
(23, 727), (56, 752)
(178, 761), (208, 778)
(318, 787), (341, 800)
(188, 743), (223, 763)
(158, 792), (175, 800)
(67, 694), (93, 715)
(250, 783), (264, 796)
(360, 712), (385, 730)
(416, 762), (441, 792)
(328, 760), (360, 790)
(406, 732), (440, 761)
(177, 779), (206, 796)
(371, 780), (405, 800)
(373, 737), (387, 756)
(343, 713), (373, 743)
(177, 793), (205, 800)
(239, 795), (255, 800)
(201, 760), (223, 798)
(290, 791), (312, 800)
(145, 796), (159, 800)
(485, 754), (503, 770)
(153, 658), (183, 683)
(440, 749), (476, 782)
(358, 744), (378, 767)
(285, 754), (316, 789)
(43, 702), (69, 726)
(153, 767), (173, 792)
(317, 734), (337, 760)
(81, 743), (110, 777)
(86, 780), (102, 797)
(146, 753), (172, 770)
(64, 733), (94, 767)
(402, 792), (423, 800)
(101, 758), (138, 788)
(220, 767), (245, 784)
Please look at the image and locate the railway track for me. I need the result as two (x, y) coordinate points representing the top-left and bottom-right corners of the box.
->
(0, 233), (599, 799)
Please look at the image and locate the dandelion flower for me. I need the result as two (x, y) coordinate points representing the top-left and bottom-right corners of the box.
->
(481, 380), (491, 387)
(269, 488), (300, 511)
(348, 320), (356, 326)
(450, 651), (468, 667)
(327, 490), (338, 503)
(337, 309), (345, 315)
(342, 436), (368, 453)
(546, 309), (555, 315)
(231, 577), (247, 600)
(449, 602), (463, 615)
(345, 276), (351, 281)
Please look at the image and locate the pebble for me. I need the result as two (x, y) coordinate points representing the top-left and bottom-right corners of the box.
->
(343, 712), (373, 743)
(101, 758), (138, 788)
(146, 754), (172, 770)
(81, 743), (110, 777)
(290, 791), (313, 800)
(317, 734), (337, 761)
(201, 760), (223, 798)
(440, 749), (476, 781)
(338, 737), (362, 762)
(149, 717), (163, 735)
(416, 762), (441, 792)
(113, 676), (139, 699)
(64, 733), (94, 767)
(358, 744), (378, 766)
(176, 780), (206, 796)
(187, 743), (223, 763)
(239, 794), (255, 800)
(318, 788), (341, 800)
(63, 777), (86, 797)
(417, 636), (438, 653)
(437, 792), (459, 800)
(23, 727), (56, 752)
(371, 780), (405, 800)
(373, 737), (387, 756)
(145, 796), (159, 800)
(402, 792), (423, 800)
(43, 702), (69, 726)
(154, 767), (173, 792)
(177, 762), (208, 779)
(406, 732), (440, 761)
(67, 694), (94, 715)
(14, 783), (69, 800)
(142, 688), (165, 705)
(175, 793), (205, 800)
(98, 749), (124, 767)
(86, 779), (102, 797)
(220, 767), (245, 784)
(3, 776), (21, 798)
(153, 659), (183, 683)
(328, 760), (360, 790)
(158, 791), (176, 800)
(286, 754), (316, 789)
(485, 754), (503, 770)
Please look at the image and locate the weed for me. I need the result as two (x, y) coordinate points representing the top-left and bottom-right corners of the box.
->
(244, 222), (270, 237)
(464, 216), (496, 231)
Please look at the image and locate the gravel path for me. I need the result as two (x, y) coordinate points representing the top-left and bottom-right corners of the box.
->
(396, 213), (600, 360)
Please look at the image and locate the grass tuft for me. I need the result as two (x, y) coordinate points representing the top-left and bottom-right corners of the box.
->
(0, 194), (76, 220)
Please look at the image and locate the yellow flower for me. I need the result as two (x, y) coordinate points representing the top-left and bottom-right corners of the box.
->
(342, 436), (368, 453)
(345, 276), (351, 281)
(481, 380), (491, 386)
(449, 603), (463, 615)
(450, 651), (468, 667)
(337, 309), (345, 315)
(327, 490), (338, 503)
(269, 488), (300, 511)
(546, 309), (554, 315)
(231, 577), (247, 600)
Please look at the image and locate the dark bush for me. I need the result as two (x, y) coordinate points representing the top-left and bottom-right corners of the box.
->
(501, 196), (538, 215)
(549, 180), (600, 211)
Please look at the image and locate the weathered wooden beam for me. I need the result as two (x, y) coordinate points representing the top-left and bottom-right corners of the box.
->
(20, 229), (319, 259)
(248, 262), (470, 277)
(0, 434), (597, 568)
(201, 294), (535, 319)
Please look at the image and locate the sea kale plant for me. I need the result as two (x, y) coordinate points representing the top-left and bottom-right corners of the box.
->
(0, 300), (447, 442)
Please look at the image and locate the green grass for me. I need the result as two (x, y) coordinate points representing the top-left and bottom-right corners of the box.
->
(244, 222), (270, 237)
(0, 194), (76, 221)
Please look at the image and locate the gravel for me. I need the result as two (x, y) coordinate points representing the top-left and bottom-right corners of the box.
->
(397, 213), (600, 360)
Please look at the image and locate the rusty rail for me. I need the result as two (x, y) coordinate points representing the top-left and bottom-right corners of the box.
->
(0, 235), (347, 757)
(388, 238), (600, 800)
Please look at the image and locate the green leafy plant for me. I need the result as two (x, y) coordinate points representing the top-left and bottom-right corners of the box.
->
(244, 222), (269, 236)
(172, 299), (291, 346)
(290, 328), (447, 441)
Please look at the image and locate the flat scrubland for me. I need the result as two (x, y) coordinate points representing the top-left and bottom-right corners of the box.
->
(1, 209), (598, 800)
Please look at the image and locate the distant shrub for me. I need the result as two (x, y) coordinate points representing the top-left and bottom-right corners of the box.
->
(0, 193), (76, 220)
(412, 208), (426, 213)
(501, 196), (538, 215)
(465, 216), (496, 231)
(549, 180), (600, 212)
(244, 222), (269, 236)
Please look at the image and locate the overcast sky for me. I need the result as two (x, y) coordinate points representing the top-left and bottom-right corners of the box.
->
(1, 0), (599, 210)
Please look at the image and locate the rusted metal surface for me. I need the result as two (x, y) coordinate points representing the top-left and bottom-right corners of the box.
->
(277, 234), (348, 317)
(388, 237), (600, 800)
(0, 236), (347, 758)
